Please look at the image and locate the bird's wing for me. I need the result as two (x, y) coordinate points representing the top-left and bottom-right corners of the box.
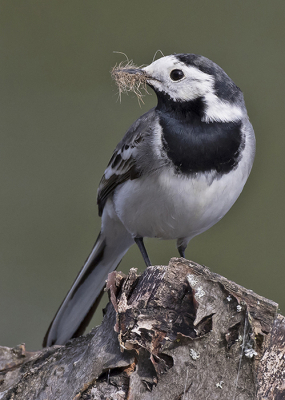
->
(97, 109), (156, 216)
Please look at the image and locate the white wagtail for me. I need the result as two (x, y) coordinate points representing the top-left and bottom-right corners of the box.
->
(43, 53), (255, 347)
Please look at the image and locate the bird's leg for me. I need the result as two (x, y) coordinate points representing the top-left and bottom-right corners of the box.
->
(135, 237), (151, 267)
(177, 243), (186, 258)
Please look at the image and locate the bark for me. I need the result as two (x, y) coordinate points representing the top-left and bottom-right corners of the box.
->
(0, 258), (284, 400)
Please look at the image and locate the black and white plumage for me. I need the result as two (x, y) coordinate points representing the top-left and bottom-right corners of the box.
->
(43, 53), (255, 347)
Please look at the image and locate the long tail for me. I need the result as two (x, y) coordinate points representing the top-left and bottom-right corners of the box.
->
(43, 206), (134, 347)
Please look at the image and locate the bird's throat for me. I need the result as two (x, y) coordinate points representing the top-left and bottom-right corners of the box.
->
(158, 108), (244, 176)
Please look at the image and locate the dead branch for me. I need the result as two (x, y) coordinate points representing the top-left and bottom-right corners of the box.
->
(0, 258), (284, 400)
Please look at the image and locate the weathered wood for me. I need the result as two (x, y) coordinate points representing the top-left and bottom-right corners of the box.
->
(257, 314), (285, 399)
(0, 258), (283, 400)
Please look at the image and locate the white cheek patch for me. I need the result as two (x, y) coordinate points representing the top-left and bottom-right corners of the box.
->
(203, 93), (243, 123)
(163, 66), (214, 102)
(144, 57), (215, 102)
(169, 76), (212, 102)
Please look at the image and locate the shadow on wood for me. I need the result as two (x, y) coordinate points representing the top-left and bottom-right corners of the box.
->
(0, 258), (284, 399)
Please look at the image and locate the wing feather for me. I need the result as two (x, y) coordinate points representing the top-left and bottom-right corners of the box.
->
(97, 156), (141, 216)
(97, 109), (156, 216)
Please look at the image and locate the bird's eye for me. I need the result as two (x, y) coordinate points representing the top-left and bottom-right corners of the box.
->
(170, 69), (185, 81)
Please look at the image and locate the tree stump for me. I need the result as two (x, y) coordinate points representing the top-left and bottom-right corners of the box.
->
(0, 258), (284, 399)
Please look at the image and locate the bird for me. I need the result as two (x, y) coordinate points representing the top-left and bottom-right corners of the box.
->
(43, 53), (255, 347)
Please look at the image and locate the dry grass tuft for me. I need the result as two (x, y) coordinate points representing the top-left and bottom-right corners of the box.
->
(111, 58), (149, 104)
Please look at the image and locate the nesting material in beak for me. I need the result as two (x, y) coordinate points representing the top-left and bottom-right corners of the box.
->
(111, 60), (149, 103)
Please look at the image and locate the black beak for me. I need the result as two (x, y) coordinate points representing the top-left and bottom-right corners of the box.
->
(117, 68), (145, 76)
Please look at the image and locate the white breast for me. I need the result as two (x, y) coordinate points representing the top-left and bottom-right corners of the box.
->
(113, 122), (255, 243)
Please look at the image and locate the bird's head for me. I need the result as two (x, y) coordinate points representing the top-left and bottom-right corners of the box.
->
(112, 53), (246, 123)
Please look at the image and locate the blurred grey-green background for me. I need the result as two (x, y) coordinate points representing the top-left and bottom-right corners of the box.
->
(1, 1), (284, 350)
